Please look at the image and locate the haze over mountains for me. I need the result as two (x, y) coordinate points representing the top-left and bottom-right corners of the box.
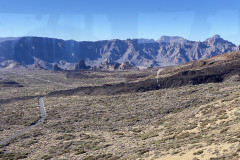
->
(0, 35), (238, 70)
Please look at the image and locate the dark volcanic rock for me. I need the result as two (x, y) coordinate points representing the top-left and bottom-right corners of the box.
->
(0, 81), (24, 87)
(31, 63), (46, 70)
(74, 60), (90, 70)
(53, 64), (64, 71)
(94, 61), (120, 71)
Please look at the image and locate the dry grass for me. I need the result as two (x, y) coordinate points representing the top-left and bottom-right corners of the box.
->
(0, 68), (240, 159)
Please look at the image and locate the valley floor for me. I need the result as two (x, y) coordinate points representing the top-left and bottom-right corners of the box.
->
(0, 68), (239, 160)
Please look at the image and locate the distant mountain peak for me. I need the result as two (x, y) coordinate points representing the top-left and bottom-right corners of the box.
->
(156, 36), (187, 44)
(205, 34), (221, 41)
(136, 39), (156, 44)
(204, 34), (234, 45)
(212, 34), (221, 39)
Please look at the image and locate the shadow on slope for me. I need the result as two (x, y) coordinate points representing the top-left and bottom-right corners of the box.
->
(48, 52), (240, 96)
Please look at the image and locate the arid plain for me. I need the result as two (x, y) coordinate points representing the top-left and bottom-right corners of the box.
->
(0, 52), (240, 160)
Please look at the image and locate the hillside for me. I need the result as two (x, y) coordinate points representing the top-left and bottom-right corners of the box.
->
(0, 52), (240, 159)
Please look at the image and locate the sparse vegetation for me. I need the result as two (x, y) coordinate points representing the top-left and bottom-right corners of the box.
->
(0, 152), (28, 160)
(1, 56), (240, 160)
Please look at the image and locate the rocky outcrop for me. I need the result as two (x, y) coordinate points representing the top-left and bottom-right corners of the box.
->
(92, 61), (120, 71)
(53, 64), (64, 71)
(31, 63), (46, 70)
(91, 61), (134, 71)
(74, 60), (90, 70)
(118, 62), (133, 70)
(0, 60), (26, 69)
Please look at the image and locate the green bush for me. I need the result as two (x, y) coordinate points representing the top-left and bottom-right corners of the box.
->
(41, 155), (53, 160)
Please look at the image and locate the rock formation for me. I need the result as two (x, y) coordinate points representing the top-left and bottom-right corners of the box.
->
(74, 60), (90, 70)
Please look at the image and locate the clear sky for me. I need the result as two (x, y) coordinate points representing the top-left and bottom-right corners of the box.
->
(0, 0), (240, 44)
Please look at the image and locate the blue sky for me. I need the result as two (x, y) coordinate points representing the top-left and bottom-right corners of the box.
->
(0, 0), (240, 44)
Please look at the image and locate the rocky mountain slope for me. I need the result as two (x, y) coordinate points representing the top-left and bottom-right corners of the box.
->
(0, 35), (238, 69)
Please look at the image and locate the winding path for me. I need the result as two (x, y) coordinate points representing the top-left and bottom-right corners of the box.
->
(0, 97), (46, 145)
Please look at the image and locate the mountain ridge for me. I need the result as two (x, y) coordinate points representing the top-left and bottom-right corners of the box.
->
(0, 35), (238, 69)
